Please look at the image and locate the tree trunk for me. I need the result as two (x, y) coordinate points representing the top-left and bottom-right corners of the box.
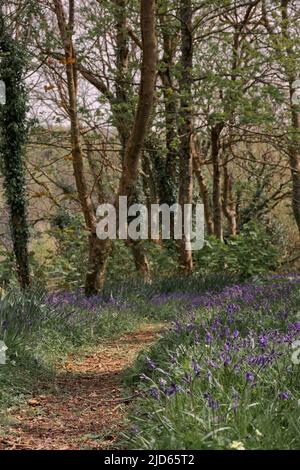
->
(159, 11), (178, 208)
(222, 155), (237, 236)
(280, 0), (300, 236)
(0, 14), (31, 289)
(114, 0), (131, 150)
(76, 2), (157, 280)
(85, 140), (106, 205)
(115, 0), (157, 259)
(125, 239), (151, 281)
(117, 0), (157, 200)
(192, 140), (214, 236)
(85, 234), (111, 297)
(54, 0), (157, 291)
(113, 0), (155, 279)
(53, 0), (110, 296)
(289, 96), (300, 235)
(211, 123), (224, 241)
(178, 0), (193, 274)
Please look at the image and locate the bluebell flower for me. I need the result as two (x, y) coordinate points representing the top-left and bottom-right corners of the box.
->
(259, 335), (268, 348)
(149, 388), (160, 400)
(203, 392), (219, 410)
(165, 383), (181, 396)
(194, 332), (200, 344)
(205, 333), (213, 344)
(131, 425), (140, 434)
(159, 378), (167, 388)
(145, 356), (156, 370)
(233, 329), (239, 339)
(245, 371), (254, 383)
(191, 359), (201, 376)
(279, 391), (290, 400)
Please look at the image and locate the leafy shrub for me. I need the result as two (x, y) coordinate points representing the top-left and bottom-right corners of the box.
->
(44, 210), (88, 290)
(0, 249), (15, 288)
(195, 221), (280, 278)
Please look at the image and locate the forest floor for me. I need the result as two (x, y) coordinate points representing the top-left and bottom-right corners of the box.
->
(0, 323), (162, 450)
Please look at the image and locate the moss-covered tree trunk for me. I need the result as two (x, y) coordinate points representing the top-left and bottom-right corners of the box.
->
(0, 14), (30, 289)
(159, 8), (179, 209)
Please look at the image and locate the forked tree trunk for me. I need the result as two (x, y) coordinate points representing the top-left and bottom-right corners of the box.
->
(178, 0), (193, 274)
(75, 2), (156, 280)
(113, 0), (152, 280)
(54, 0), (157, 292)
(53, 0), (110, 296)
(117, 0), (157, 200)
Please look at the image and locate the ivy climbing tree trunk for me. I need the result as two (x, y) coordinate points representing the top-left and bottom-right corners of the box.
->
(159, 8), (178, 209)
(0, 13), (31, 289)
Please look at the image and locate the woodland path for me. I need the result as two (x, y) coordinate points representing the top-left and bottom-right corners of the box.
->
(0, 324), (162, 450)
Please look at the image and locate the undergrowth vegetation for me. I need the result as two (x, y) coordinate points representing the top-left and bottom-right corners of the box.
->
(0, 217), (285, 291)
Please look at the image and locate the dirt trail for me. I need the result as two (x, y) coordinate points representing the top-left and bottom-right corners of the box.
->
(0, 324), (162, 450)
